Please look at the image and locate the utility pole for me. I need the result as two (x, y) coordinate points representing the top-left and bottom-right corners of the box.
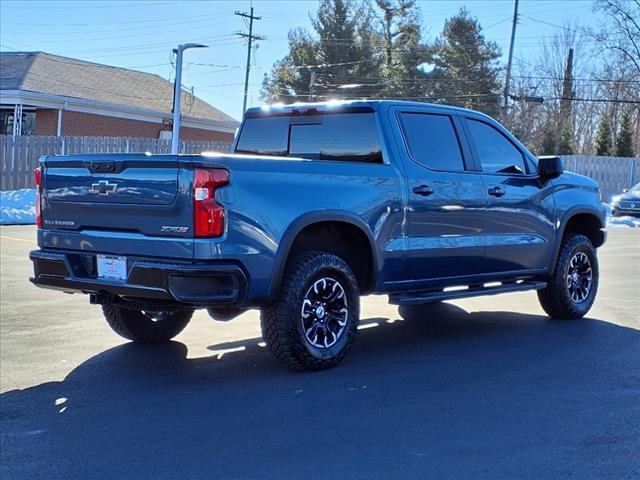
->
(171, 43), (207, 154)
(502, 0), (519, 119)
(560, 48), (574, 120)
(235, 7), (264, 116)
(308, 69), (316, 102)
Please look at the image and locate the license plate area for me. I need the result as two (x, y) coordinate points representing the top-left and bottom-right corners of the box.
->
(97, 255), (127, 281)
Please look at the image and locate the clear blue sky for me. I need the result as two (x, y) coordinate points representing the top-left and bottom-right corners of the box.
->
(0, 0), (601, 121)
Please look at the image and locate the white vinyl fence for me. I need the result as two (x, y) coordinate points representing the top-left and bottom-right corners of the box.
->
(560, 155), (639, 202)
(0, 135), (232, 190)
(0, 135), (638, 199)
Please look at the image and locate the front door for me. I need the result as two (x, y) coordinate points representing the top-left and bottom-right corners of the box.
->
(391, 107), (487, 285)
(462, 116), (556, 272)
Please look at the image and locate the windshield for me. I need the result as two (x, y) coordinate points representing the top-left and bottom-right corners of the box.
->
(631, 183), (640, 193)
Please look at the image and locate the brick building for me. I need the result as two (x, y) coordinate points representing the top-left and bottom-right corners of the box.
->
(0, 52), (238, 141)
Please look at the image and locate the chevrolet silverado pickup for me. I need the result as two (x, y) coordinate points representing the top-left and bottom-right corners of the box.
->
(30, 100), (607, 371)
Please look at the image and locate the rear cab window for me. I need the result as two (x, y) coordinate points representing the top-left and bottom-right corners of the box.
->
(235, 111), (383, 164)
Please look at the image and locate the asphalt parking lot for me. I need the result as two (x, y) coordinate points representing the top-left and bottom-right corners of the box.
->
(1, 225), (639, 479)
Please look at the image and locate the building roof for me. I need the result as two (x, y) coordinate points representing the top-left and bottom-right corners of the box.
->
(0, 51), (237, 125)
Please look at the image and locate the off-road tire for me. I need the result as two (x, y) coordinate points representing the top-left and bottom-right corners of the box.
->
(260, 251), (360, 371)
(102, 304), (193, 343)
(538, 234), (599, 319)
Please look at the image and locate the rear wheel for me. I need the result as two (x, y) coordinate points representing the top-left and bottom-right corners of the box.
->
(538, 234), (599, 319)
(102, 304), (193, 343)
(260, 251), (360, 371)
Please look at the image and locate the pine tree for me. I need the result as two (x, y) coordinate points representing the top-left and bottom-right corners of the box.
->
(615, 110), (635, 157)
(375, 0), (429, 98)
(426, 8), (501, 116)
(557, 122), (574, 155)
(594, 115), (613, 156)
(261, 29), (317, 103)
(540, 121), (557, 155)
(311, 0), (376, 95)
(261, 0), (381, 103)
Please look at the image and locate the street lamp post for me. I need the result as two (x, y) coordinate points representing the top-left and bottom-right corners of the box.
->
(171, 43), (207, 155)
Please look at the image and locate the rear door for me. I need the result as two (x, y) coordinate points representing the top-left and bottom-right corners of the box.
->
(40, 154), (194, 259)
(391, 106), (487, 284)
(462, 116), (555, 272)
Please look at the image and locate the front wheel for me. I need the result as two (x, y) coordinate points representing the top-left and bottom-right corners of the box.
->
(260, 251), (360, 371)
(102, 304), (193, 343)
(537, 234), (599, 319)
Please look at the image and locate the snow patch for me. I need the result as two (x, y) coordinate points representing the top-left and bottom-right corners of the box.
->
(607, 215), (640, 228)
(0, 189), (36, 225)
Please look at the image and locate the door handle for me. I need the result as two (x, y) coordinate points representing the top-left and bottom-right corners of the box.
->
(488, 186), (505, 197)
(413, 185), (434, 196)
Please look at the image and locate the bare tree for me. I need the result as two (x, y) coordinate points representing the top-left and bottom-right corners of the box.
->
(594, 0), (640, 76)
(594, 0), (640, 154)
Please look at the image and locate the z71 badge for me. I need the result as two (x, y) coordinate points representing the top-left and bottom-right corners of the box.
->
(161, 226), (189, 233)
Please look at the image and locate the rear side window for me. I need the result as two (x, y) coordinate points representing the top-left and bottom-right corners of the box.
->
(235, 113), (383, 163)
(466, 119), (526, 174)
(236, 116), (289, 156)
(399, 113), (465, 171)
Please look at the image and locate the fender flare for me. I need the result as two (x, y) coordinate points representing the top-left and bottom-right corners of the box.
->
(267, 210), (380, 298)
(549, 205), (606, 274)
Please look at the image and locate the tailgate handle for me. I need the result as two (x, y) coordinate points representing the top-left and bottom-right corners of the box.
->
(91, 161), (116, 173)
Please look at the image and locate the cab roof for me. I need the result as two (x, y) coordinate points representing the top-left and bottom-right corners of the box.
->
(244, 99), (479, 118)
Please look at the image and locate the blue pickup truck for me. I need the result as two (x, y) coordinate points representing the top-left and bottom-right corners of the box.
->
(30, 100), (606, 370)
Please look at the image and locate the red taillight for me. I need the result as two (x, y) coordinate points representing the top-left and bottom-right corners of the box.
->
(34, 167), (42, 228)
(193, 168), (229, 237)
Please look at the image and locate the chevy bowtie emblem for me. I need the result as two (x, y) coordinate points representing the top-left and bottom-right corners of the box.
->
(91, 180), (118, 195)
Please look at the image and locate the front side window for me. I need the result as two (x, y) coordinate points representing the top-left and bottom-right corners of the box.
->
(399, 112), (465, 171)
(235, 112), (383, 163)
(466, 119), (526, 174)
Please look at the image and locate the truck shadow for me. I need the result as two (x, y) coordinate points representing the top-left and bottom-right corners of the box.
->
(2, 303), (639, 479)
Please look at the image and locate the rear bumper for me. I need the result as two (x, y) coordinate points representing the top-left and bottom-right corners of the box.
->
(29, 250), (248, 307)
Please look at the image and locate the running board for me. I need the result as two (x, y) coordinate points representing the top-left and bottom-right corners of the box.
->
(389, 280), (547, 306)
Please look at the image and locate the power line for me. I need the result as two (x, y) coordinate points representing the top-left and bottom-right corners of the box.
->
(186, 59), (374, 71)
(176, 57), (640, 88)
(0, 14), (233, 33)
(523, 16), (600, 40)
(4, 19), (238, 41)
(513, 75), (640, 85)
(549, 96), (640, 104)
(3, 1), (181, 9)
(65, 34), (233, 54)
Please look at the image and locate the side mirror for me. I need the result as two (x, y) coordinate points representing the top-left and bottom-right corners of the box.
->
(537, 156), (564, 178)
(622, 188), (629, 193)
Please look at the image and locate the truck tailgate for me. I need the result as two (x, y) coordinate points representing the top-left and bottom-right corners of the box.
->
(39, 154), (194, 259)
